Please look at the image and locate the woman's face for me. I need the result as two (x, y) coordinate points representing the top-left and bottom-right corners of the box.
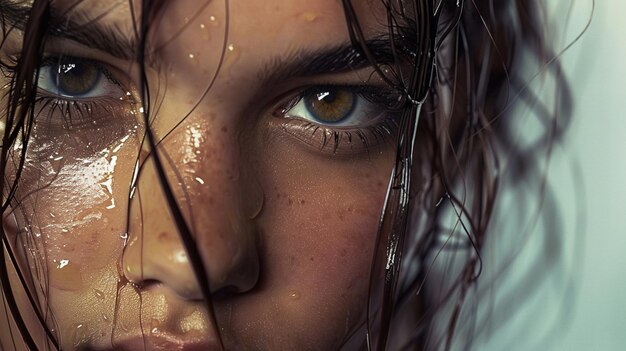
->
(1, 0), (400, 350)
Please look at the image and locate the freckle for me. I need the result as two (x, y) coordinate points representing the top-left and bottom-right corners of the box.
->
(300, 199), (305, 205)
(221, 126), (228, 133)
(208, 197), (215, 204)
(377, 181), (383, 187)
(309, 256), (314, 262)
(288, 198), (293, 206)
(158, 232), (168, 241)
(276, 193), (281, 199)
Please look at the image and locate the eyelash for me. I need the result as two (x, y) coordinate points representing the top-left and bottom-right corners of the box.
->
(275, 84), (404, 155)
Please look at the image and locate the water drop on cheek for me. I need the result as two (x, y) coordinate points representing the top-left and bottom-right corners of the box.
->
(70, 323), (89, 348)
(301, 12), (320, 22)
(48, 153), (65, 175)
(93, 288), (105, 300)
(209, 15), (219, 27)
(199, 23), (210, 41)
(223, 43), (241, 78)
(49, 259), (83, 291)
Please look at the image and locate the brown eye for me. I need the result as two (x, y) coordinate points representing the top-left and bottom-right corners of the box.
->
(49, 60), (101, 96)
(303, 88), (356, 123)
(280, 85), (395, 129)
(37, 57), (119, 98)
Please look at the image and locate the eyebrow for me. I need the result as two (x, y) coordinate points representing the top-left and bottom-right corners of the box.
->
(259, 38), (402, 84)
(0, 0), (137, 60)
(0, 1), (413, 80)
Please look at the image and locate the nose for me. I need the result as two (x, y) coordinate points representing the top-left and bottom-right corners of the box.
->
(121, 116), (262, 300)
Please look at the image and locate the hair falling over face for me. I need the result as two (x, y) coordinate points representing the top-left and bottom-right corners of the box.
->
(0, 0), (570, 350)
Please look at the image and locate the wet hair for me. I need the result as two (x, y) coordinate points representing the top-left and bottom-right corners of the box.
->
(0, 0), (570, 350)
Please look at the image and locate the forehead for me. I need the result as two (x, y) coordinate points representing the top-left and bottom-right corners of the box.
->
(47, 0), (384, 34)
(36, 0), (387, 64)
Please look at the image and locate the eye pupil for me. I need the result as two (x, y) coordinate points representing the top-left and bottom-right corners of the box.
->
(305, 88), (356, 123)
(50, 61), (101, 96)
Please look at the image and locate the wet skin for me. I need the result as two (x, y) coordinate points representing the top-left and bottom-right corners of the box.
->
(0, 0), (401, 350)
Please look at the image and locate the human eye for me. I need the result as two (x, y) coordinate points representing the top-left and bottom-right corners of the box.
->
(274, 85), (403, 155)
(37, 56), (122, 99)
(28, 55), (141, 156)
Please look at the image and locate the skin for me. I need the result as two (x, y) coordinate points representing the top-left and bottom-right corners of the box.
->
(0, 0), (400, 350)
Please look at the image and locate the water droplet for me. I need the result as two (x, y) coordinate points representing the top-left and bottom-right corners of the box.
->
(289, 291), (300, 300)
(301, 12), (319, 22)
(70, 323), (88, 348)
(93, 289), (105, 300)
(188, 53), (195, 59)
(209, 15), (219, 27)
(50, 259), (82, 291)
(120, 232), (129, 243)
(195, 177), (205, 185)
(199, 23), (211, 41)
(58, 259), (70, 269)
(224, 44), (241, 77)
(49, 156), (65, 174)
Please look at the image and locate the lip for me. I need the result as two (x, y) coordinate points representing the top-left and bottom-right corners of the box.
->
(91, 332), (220, 351)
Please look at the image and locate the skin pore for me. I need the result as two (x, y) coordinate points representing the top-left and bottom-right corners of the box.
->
(0, 0), (407, 350)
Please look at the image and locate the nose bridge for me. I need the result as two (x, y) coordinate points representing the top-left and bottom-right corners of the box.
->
(122, 106), (261, 298)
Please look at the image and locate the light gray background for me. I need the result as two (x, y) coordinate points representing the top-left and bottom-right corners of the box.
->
(478, 0), (626, 350)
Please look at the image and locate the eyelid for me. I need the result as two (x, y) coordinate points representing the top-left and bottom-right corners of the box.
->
(41, 36), (136, 72)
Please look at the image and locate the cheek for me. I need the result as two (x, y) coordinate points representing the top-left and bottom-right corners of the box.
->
(227, 134), (392, 349)
(9, 128), (140, 291)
